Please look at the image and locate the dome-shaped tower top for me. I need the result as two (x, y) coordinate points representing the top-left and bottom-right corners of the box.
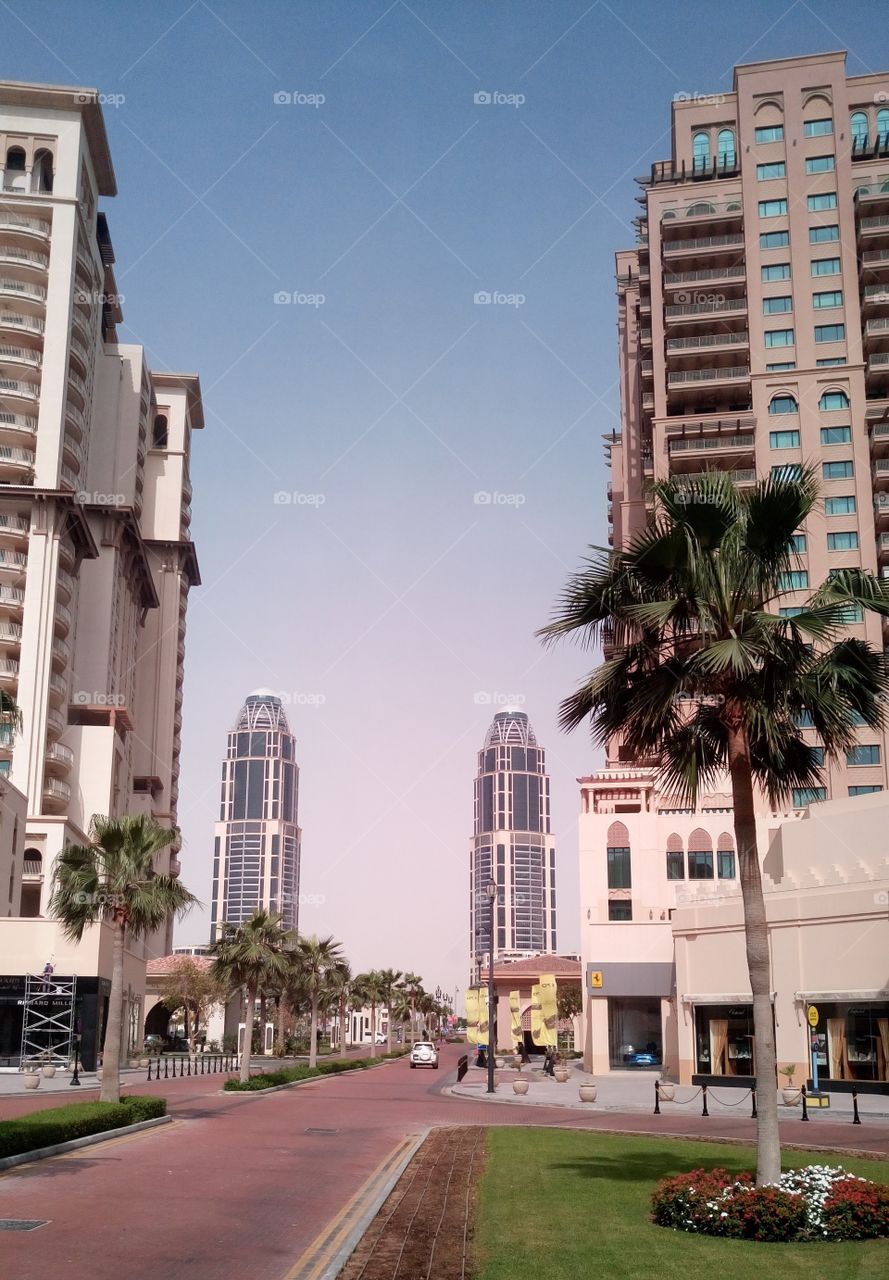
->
(483, 708), (537, 748)
(233, 690), (291, 733)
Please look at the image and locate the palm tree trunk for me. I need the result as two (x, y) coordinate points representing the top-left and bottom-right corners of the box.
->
(277, 996), (286, 1052)
(386, 989), (393, 1055)
(727, 721), (781, 1186)
(410, 997), (416, 1047)
(100, 916), (126, 1103)
(338, 994), (346, 1051)
(309, 995), (319, 1070)
(240, 984), (256, 1084)
(370, 998), (377, 1059)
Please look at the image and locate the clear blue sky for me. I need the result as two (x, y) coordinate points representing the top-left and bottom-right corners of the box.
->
(4, 1), (885, 997)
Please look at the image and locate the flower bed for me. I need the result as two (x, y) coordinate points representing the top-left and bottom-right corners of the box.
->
(651, 1165), (889, 1242)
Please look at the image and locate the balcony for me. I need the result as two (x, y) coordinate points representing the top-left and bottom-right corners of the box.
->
(661, 200), (744, 228)
(0, 550), (27, 581)
(875, 493), (889, 523)
(60, 465), (79, 491)
(0, 585), (24, 617)
(858, 214), (889, 244)
(0, 514), (29, 540)
(51, 634), (69, 668)
(862, 284), (889, 313)
(649, 155), (741, 185)
(46, 706), (66, 738)
(45, 741), (74, 776)
(0, 622), (22, 647)
(65, 403), (85, 442)
(669, 434), (754, 462)
(0, 341), (42, 373)
(868, 352), (889, 374)
(873, 458), (889, 487)
(855, 183), (889, 210)
(0, 658), (19, 686)
(67, 368), (88, 405)
(56, 568), (75, 602)
(673, 467), (756, 487)
(667, 365), (749, 387)
(665, 331), (749, 356)
(664, 297), (747, 323)
(70, 307), (94, 347)
(0, 312), (44, 340)
(0, 213), (51, 241)
(54, 602), (72, 635)
(0, 376), (39, 404)
(878, 532), (889, 562)
(0, 245), (48, 273)
(642, 391), (655, 410)
(639, 327), (652, 347)
(42, 777), (71, 813)
(661, 233), (745, 259)
(663, 265), (746, 290)
(0, 412), (37, 447)
(0, 445), (35, 480)
(0, 278), (46, 307)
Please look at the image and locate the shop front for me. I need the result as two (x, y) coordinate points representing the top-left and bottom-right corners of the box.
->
(692, 1003), (759, 1081)
(806, 1000), (889, 1093)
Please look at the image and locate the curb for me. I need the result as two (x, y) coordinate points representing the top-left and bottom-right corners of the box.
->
(0, 1115), (173, 1172)
(221, 1056), (407, 1098)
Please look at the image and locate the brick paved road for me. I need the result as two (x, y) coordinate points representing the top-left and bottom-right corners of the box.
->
(1, 1044), (886, 1280)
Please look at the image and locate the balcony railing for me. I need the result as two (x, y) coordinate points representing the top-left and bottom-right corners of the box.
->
(879, 532), (889, 551)
(661, 201), (743, 223)
(673, 468), (756, 485)
(860, 215), (889, 230)
(869, 353), (889, 370)
(665, 298), (747, 317)
(865, 318), (889, 335)
(876, 494), (889, 511)
(862, 249), (889, 265)
(649, 156), (741, 184)
(0, 445), (35, 471)
(0, 514), (29, 535)
(0, 378), (39, 401)
(0, 343), (41, 367)
(0, 551), (27, 571)
(863, 285), (889, 301)
(0, 312), (45, 335)
(0, 214), (51, 238)
(663, 266), (746, 286)
(0, 247), (49, 270)
(666, 331), (749, 352)
(668, 434), (754, 454)
(0, 278), (47, 303)
(43, 777), (71, 805)
(662, 233), (745, 254)
(0, 413), (37, 440)
(667, 366), (749, 385)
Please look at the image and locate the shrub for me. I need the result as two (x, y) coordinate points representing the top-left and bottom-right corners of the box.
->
(736, 1186), (810, 1242)
(822, 1177), (889, 1240)
(0, 1096), (167, 1159)
(223, 1052), (401, 1091)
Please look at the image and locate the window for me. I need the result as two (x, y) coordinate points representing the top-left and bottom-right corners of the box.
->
(827, 531), (859, 551)
(608, 900), (632, 921)
(770, 430), (800, 448)
(850, 112), (869, 148)
(763, 296), (793, 314)
(811, 747), (825, 766)
(717, 129), (736, 168)
(779, 569), (809, 590)
(757, 161), (786, 179)
(692, 131), (709, 173)
(805, 155), (835, 174)
(815, 324), (845, 343)
(759, 198), (788, 217)
(847, 745), (881, 766)
(755, 124), (784, 143)
(152, 414), (168, 449)
(810, 225), (839, 243)
(804, 118), (833, 137)
(825, 495), (856, 515)
(819, 390), (849, 410)
(879, 108), (889, 146)
(772, 463), (802, 481)
(717, 849), (736, 879)
(850, 711), (866, 726)
(793, 786), (827, 807)
(796, 711), (814, 728)
(823, 460), (853, 479)
(768, 394), (797, 413)
(807, 192), (837, 211)
(812, 257), (841, 276)
(607, 846), (631, 889)
(837, 603), (864, 623)
(760, 230), (790, 249)
(813, 290), (843, 309)
(666, 851), (684, 880)
(820, 426), (851, 445)
(817, 357), (846, 366)
(766, 362), (795, 371)
(762, 263), (791, 281)
(849, 785), (883, 796)
(688, 851), (714, 880)
(789, 533), (807, 553)
(780, 606), (805, 617)
(765, 328), (794, 347)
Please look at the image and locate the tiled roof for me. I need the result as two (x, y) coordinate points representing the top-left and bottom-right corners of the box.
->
(146, 954), (212, 976)
(482, 955), (581, 979)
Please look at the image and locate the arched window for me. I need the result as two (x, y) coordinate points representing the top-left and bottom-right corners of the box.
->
(23, 847), (42, 872)
(878, 108), (889, 147)
(692, 131), (709, 174)
(666, 833), (684, 881)
(850, 112), (869, 150)
(661, 209), (676, 219)
(4, 146), (26, 193)
(152, 413), (168, 449)
(687, 201), (715, 216)
(819, 390), (849, 410)
(606, 821), (631, 890)
(32, 149), (53, 194)
(717, 833), (736, 879)
(688, 828), (714, 879)
(717, 129), (736, 169)
(768, 394), (798, 415)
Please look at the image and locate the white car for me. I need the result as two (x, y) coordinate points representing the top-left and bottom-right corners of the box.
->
(410, 1041), (439, 1069)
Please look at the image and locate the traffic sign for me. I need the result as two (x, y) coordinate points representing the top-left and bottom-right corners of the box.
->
(807, 1005), (819, 1028)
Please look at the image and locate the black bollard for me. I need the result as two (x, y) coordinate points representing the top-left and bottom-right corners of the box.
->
(187, 1056), (191, 1076)
(801, 1084), (809, 1121)
(654, 1080), (661, 1115)
(853, 1089), (861, 1125)
(751, 1087), (757, 1119)
(146, 1059), (152, 1082)
(200, 1055), (205, 1075)
(164, 1056), (169, 1079)
(701, 1083), (709, 1117)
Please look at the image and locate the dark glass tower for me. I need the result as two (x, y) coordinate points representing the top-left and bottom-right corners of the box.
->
(210, 690), (301, 937)
(470, 708), (557, 979)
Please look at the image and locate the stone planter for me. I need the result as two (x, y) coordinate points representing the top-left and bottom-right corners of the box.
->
(554, 1067), (570, 1083)
(95, 1067), (103, 1080)
(495, 1056), (506, 1068)
(513, 1078), (530, 1095)
(41, 1063), (56, 1078)
(23, 1073), (40, 1089)
(782, 1087), (802, 1106)
(657, 1081), (675, 1102)
(578, 1083), (598, 1103)
(139, 1057), (150, 1068)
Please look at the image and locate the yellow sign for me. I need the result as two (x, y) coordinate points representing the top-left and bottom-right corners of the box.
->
(530, 984), (545, 1047)
(509, 990), (522, 1043)
(464, 987), (479, 1045)
(539, 973), (559, 1048)
(590, 971), (603, 990)
(807, 1005), (819, 1028)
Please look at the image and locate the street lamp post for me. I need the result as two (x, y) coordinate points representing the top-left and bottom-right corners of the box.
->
(69, 1032), (81, 1086)
(485, 878), (497, 1094)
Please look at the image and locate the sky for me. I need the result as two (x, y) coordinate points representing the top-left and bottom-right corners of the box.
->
(3, 0), (886, 1001)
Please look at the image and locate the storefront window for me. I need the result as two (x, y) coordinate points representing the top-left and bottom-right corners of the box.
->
(817, 1002), (889, 1083)
(608, 997), (662, 1069)
(695, 1004), (758, 1075)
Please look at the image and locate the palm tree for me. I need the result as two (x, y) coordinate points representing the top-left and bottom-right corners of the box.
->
(354, 969), (387, 1058)
(377, 968), (402, 1054)
(539, 470), (889, 1185)
(51, 814), (196, 1103)
(389, 989), (412, 1047)
(295, 935), (345, 1069)
(326, 960), (352, 1051)
(209, 909), (292, 1083)
(401, 973), (423, 1047)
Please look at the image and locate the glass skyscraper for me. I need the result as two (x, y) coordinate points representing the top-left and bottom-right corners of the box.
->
(470, 709), (557, 979)
(210, 690), (301, 937)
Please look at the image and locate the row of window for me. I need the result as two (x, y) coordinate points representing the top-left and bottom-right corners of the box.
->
(766, 359), (846, 371)
(773, 529), (860, 557)
(768, 391), (849, 412)
(762, 291), (843, 314)
(753, 116), (888, 145)
(764, 324), (845, 346)
(761, 227), (840, 248)
(772, 460), (853, 481)
(666, 849), (736, 880)
(770, 426), (851, 445)
(794, 781), (884, 807)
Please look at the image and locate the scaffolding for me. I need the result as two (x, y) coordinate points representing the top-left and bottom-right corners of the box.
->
(19, 974), (77, 1068)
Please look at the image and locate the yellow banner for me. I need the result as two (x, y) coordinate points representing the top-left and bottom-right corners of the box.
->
(509, 990), (522, 1043)
(539, 973), (558, 1049)
(464, 987), (478, 1045)
(478, 987), (489, 1046)
(530, 984), (545, 1047)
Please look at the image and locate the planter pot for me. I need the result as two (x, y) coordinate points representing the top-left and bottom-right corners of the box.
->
(782, 1087), (802, 1106)
(23, 1073), (40, 1089)
(41, 1063), (56, 1078)
(554, 1068), (570, 1083)
(95, 1068), (103, 1080)
(139, 1057), (150, 1068)
(578, 1083), (598, 1103)
(495, 1056), (506, 1068)
(513, 1078), (530, 1095)
(657, 1082), (675, 1102)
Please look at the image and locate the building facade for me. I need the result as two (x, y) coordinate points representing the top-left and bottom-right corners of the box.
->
(210, 690), (301, 938)
(470, 709), (557, 981)
(0, 81), (202, 1070)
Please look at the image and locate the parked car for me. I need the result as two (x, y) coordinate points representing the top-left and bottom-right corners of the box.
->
(363, 1032), (387, 1045)
(410, 1041), (439, 1069)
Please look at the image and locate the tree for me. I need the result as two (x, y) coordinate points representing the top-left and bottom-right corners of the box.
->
(353, 969), (387, 1058)
(159, 957), (227, 1051)
(389, 989), (412, 1046)
(209, 910), (292, 1083)
(295, 935), (345, 1069)
(557, 982), (583, 1022)
(376, 968), (402, 1054)
(326, 960), (352, 1051)
(51, 814), (196, 1103)
(400, 973), (423, 1046)
(539, 470), (889, 1185)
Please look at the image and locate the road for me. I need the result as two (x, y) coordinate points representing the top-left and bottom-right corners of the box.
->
(1, 1043), (886, 1280)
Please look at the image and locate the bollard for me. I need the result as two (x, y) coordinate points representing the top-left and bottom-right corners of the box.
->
(853, 1088), (861, 1125)
(801, 1084), (809, 1121)
(751, 1087), (757, 1119)
(701, 1083), (709, 1117)
(147, 1060), (153, 1082)
(187, 1056), (191, 1077)
(654, 1080), (661, 1115)
(200, 1055), (205, 1075)
(164, 1057), (169, 1079)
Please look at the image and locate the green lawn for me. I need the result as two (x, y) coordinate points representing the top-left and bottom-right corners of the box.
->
(474, 1129), (889, 1279)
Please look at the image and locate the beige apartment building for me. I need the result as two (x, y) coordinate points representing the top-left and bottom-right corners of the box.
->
(0, 82), (202, 1070)
(582, 51), (889, 1092)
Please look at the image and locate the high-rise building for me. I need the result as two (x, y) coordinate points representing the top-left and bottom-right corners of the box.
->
(0, 81), (203, 1069)
(211, 691), (301, 938)
(580, 50), (889, 1078)
(470, 708), (557, 980)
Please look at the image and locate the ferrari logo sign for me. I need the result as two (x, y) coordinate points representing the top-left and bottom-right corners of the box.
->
(589, 971), (603, 989)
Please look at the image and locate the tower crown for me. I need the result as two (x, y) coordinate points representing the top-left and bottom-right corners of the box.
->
(484, 709), (537, 748)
